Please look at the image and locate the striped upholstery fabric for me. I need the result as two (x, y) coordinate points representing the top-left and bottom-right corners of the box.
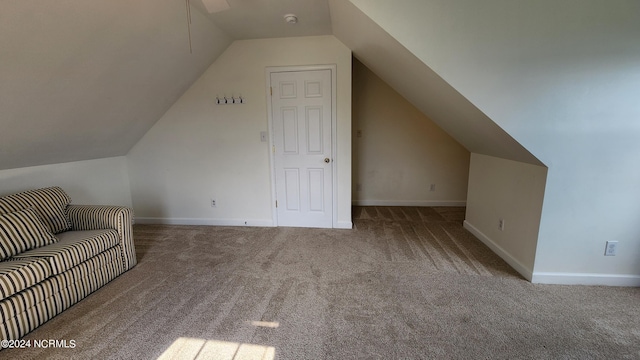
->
(0, 258), (52, 300)
(0, 208), (58, 260)
(12, 230), (119, 275)
(0, 247), (124, 340)
(0, 187), (72, 234)
(0, 193), (136, 342)
(67, 205), (137, 271)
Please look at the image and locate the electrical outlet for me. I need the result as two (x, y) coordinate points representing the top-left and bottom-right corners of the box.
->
(604, 241), (618, 256)
(429, 184), (436, 192)
(498, 218), (505, 231)
(211, 199), (217, 207)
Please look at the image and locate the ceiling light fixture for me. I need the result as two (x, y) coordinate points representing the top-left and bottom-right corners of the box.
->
(284, 14), (298, 24)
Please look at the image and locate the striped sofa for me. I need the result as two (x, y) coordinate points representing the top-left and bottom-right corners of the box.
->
(0, 187), (136, 341)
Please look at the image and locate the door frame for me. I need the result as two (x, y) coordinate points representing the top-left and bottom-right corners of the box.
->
(266, 65), (338, 228)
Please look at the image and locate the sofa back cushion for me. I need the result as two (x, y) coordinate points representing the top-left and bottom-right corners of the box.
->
(0, 187), (71, 234)
(0, 207), (58, 260)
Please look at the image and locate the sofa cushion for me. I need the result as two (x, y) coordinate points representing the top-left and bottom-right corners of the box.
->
(0, 257), (52, 300)
(0, 187), (72, 234)
(0, 246), (124, 340)
(0, 208), (58, 261)
(12, 229), (120, 275)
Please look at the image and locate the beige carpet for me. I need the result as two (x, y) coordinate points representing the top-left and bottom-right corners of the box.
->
(4, 206), (640, 359)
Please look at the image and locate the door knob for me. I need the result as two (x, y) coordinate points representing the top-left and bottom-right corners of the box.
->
(324, 158), (330, 163)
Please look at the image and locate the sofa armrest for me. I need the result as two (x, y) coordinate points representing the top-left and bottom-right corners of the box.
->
(67, 205), (137, 270)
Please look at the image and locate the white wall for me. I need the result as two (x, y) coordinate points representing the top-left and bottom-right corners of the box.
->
(352, 58), (469, 206)
(0, 157), (132, 207)
(346, 0), (640, 285)
(127, 36), (352, 227)
(465, 154), (547, 280)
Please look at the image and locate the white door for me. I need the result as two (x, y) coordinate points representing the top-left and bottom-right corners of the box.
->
(271, 69), (333, 228)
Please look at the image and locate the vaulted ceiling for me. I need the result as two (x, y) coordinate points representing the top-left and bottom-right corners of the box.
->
(0, 0), (539, 170)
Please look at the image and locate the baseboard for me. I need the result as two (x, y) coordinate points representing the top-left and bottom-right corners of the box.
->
(463, 221), (640, 286)
(531, 272), (640, 287)
(136, 217), (353, 229)
(352, 200), (467, 207)
(463, 220), (533, 281)
(135, 217), (275, 227)
(335, 221), (353, 229)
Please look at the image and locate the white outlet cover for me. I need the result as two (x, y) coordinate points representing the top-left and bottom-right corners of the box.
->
(605, 241), (618, 256)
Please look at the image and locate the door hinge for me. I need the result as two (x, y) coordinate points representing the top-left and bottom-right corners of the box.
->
(270, 87), (273, 96)
(275, 200), (278, 208)
(272, 145), (275, 153)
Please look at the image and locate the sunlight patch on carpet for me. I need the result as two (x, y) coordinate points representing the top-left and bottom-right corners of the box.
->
(158, 337), (276, 360)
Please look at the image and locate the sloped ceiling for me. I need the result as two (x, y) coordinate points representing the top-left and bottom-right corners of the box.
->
(0, 0), (231, 170)
(1, 0), (540, 171)
(329, 0), (542, 166)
